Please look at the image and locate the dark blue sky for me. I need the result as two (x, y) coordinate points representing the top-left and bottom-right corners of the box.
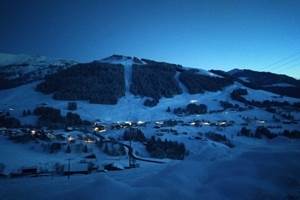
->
(0, 0), (300, 78)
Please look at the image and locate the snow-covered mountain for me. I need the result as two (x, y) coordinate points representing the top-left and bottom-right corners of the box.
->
(226, 68), (300, 98)
(0, 53), (77, 89)
(0, 52), (299, 124)
(33, 54), (235, 105)
(1, 53), (300, 200)
(2, 52), (299, 101)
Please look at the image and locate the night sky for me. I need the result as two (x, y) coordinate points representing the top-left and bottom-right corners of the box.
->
(0, 0), (300, 78)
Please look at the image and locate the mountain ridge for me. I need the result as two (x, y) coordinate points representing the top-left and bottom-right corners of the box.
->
(1, 53), (299, 102)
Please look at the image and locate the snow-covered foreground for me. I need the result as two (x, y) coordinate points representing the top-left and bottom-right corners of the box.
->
(1, 138), (300, 200)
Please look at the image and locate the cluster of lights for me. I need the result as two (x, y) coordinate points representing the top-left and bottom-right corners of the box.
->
(125, 121), (132, 126)
(94, 126), (106, 132)
(67, 136), (74, 143)
(46, 133), (56, 140)
(84, 138), (94, 143)
(31, 130), (36, 136)
(202, 122), (210, 126)
(190, 122), (196, 126)
(218, 121), (227, 126)
(155, 121), (164, 125)
(190, 100), (198, 103)
(137, 121), (145, 125)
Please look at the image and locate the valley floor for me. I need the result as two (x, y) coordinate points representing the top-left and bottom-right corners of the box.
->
(1, 138), (300, 200)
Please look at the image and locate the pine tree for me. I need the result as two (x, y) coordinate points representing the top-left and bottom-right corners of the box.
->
(66, 145), (71, 153)
(110, 144), (117, 156)
(166, 107), (171, 112)
(118, 145), (125, 155)
(103, 143), (109, 154)
(83, 145), (88, 153)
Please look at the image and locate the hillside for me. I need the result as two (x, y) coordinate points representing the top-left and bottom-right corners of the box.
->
(227, 69), (300, 98)
(0, 53), (300, 200)
(0, 53), (76, 90)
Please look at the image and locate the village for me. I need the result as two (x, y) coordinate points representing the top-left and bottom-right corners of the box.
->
(0, 117), (236, 176)
(1, 110), (299, 180)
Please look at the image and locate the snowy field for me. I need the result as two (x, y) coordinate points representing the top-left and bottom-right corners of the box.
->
(0, 81), (299, 123)
(0, 137), (300, 200)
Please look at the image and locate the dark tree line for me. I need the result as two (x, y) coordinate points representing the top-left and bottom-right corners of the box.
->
(0, 114), (21, 128)
(263, 86), (300, 99)
(230, 88), (300, 112)
(33, 106), (90, 128)
(230, 88), (248, 103)
(238, 127), (277, 139)
(0, 62), (73, 91)
(282, 130), (300, 139)
(230, 69), (300, 98)
(0, 70), (33, 90)
(34, 106), (64, 124)
(22, 109), (32, 116)
(219, 101), (238, 110)
(130, 63), (182, 100)
(210, 69), (300, 98)
(146, 136), (186, 160)
(205, 132), (235, 148)
(36, 62), (125, 104)
(67, 102), (77, 111)
(123, 128), (146, 142)
(186, 103), (207, 115)
(179, 70), (233, 94)
(144, 98), (159, 107)
(0, 77), (20, 90)
(174, 103), (207, 115)
(239, 127), (300, 139)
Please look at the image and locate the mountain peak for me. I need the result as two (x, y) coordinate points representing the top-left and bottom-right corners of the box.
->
(227, 68), (242, 75)
(99, 54), (144, 65)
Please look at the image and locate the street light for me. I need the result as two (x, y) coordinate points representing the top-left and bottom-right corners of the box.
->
(67, 136), (74, 143)
(31, 130), (36, 136)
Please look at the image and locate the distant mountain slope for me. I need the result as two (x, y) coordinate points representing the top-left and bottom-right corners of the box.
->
(228, 69), (300, 98)
(34, 55), (233, 104)
(130, 62), (183, 99)
(179, 69), (233, 94)
(0, 53), (76, 90)
(36, 62), (125, 104)
(2, 53), (300, 107)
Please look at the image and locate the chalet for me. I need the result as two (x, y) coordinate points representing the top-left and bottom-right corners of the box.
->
(93, 122), (107, 132)
(65, 126), (73, 132)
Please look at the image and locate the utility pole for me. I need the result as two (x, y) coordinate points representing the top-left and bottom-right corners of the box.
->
(128, 131), (136, 168)
(129, 133), (132, 167)
(67, 158), (71, 180)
